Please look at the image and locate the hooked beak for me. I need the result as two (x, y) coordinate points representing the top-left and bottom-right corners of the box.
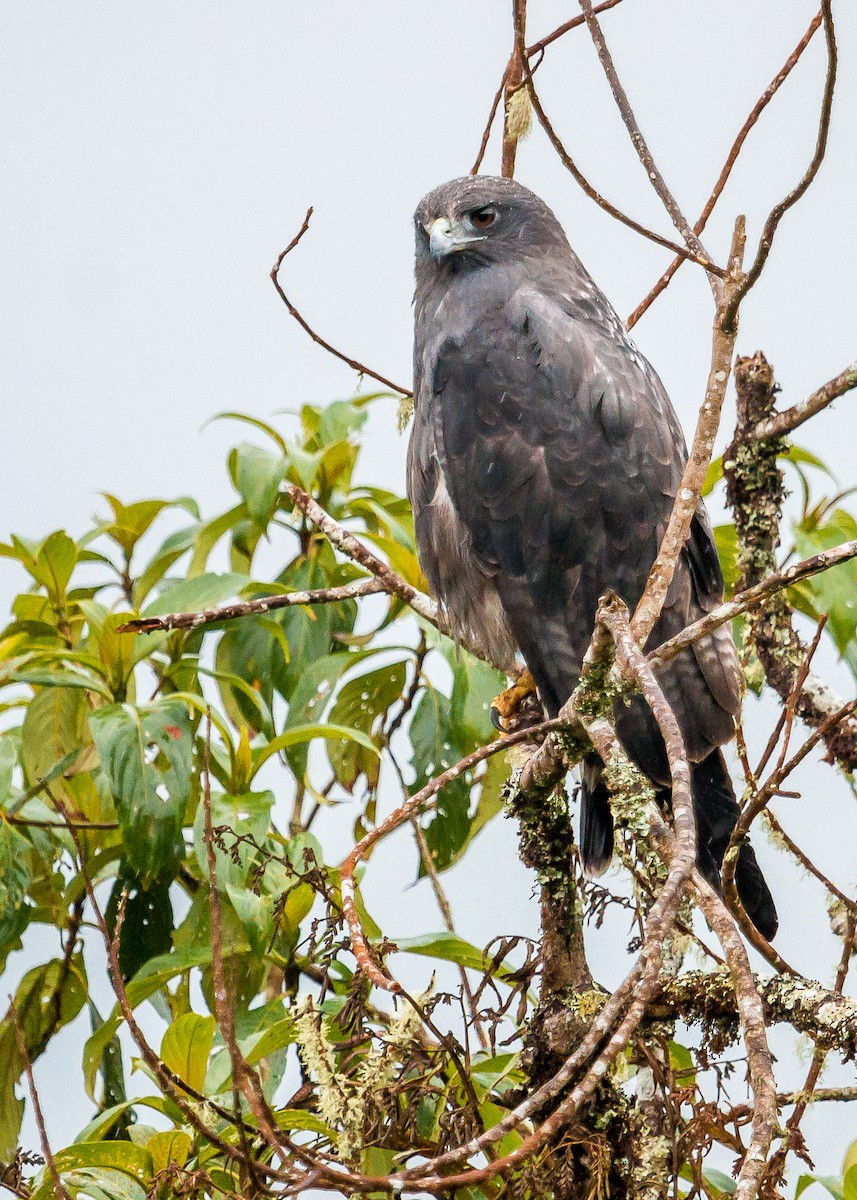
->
(427, 217), (484, 263)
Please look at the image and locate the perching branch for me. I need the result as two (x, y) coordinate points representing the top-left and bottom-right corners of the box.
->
(646, 536), (857, 674)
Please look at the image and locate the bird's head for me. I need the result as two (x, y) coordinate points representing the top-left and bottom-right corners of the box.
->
(414, 176), (570, 274)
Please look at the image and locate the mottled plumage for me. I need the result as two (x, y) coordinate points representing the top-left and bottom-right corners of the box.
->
(407, 176), (777, 940)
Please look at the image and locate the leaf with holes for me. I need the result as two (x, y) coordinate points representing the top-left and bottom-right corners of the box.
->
(89, 699), (193, 884)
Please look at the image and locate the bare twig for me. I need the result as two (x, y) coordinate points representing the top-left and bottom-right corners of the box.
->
(754, 359), (857, 439)
(525, 0), (624, 55)
(648, 541), (857, 674)
(470, 70), (508, 175)
(9, 1004), (70, 1200)
(515, 23), (725, 273)
(271, 208), (410, 397)
(577, 0), (720, 296)
(281, 480), (442, 631)
(692, 881), (778, 1200)
(627, 9), (823, 329)
(501, 0), (528, 178)
(764, 910), (856, 1189)
(721, 1), (837, 329)
(117, 577), (384, 634)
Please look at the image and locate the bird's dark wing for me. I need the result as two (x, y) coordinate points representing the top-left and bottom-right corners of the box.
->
(422, 280), (772, 938)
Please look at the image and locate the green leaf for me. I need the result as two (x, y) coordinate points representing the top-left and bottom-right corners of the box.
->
(146, 1129), (192, 1174)
(0, 955), (88, 1157)
(20, 684), (87, 790)
(141, 570), (249, 618)
(318, 397), (370, 445)
(0, 819), (32, 960)
(33, 530), (78, 600)
(160, 1012), (216, 1093)
(392, 932), (515, 981)
(281, 648), (381, 779)
(100, 495), (198, 559)
(29, 1141), (152, 1200)
(668, 1039), (696, 1086)
(794, 1177), (844, 1200)
(82, 944), (231, 1102)
(792, 508), (857, 657)
(702, 1166), (737, 1195)
(251, 722), (381, 780)
(229, 442), (287, 528)
(327, 661), (406, 791)
(89, 699), (193, 884)
(408, 686), (471, 872)
(208, 410), (288, 454)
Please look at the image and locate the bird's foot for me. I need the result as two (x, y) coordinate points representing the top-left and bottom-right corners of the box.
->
(490, 668), (542, 732)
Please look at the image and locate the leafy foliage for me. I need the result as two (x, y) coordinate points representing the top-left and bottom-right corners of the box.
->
(1, 400), (856, 1196)
(0, 397), (516, 1194)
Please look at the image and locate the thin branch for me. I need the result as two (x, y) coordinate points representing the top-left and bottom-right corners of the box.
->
(470, 70), (508, 175)
(9, 1004), (70, 1200)
(117, 577), (385, 634)
(271, 208), (411, 397)
(577, 0), (720, 297)
(339, 718), (564, 993)
(515, 23), (725, 274)
(281, 480), (443, 632)
(692, 881), (778, 1200)
(501, 0), (528, 179)
(626, 8), (823, 329)
(754, 359), (857, 439)
(202, 716), (294, 1175)
(721, 0), (837, 329)
(525, 0), (624, 55)
(631, 218), (745, 646)
(763, 809), (856, 913)
(646, 540), (857, 674)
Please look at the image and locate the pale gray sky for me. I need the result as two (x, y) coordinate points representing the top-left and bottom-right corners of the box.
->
(2, 0), (856, 1182)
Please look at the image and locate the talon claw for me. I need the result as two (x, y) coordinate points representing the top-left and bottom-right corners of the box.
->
(490, 668), (540, 733)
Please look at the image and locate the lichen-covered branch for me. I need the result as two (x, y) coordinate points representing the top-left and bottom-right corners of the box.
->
(724, 351), (857, 770)
(655, 971), (857, 1060)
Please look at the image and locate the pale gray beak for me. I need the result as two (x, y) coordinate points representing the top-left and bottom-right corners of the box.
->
(427, 216), (484, 263)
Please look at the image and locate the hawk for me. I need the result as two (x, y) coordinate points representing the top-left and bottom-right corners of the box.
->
(407, 176), (777, 941)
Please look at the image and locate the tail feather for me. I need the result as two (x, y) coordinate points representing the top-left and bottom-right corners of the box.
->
(580, 754), (614, 875)
(578, 750), (778, 942)
(692, 751), (778, 942)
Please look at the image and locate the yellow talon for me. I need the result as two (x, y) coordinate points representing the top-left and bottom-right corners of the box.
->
(490, 668), (541, 732)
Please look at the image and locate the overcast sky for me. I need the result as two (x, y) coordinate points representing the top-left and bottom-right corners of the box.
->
(2, 0), (856, 1181)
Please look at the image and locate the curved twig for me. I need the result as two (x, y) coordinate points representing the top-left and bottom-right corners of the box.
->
(721, 0), (837, 329)
(271, 209), (411, 397)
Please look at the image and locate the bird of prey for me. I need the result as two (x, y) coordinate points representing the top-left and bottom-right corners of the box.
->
(407, 175), (777, 941)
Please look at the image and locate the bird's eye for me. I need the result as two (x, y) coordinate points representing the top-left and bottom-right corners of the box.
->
(470, 207), (496, 230)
